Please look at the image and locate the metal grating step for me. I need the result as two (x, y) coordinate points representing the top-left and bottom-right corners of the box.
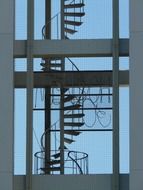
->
(64, 122), (84, 127)
(65, 35), (69, 39)
(64, 104), (81, 110)
(64, 27), (77, 34)
(51, 152), (60, 159)
(64, 137), (75, 144)
(58, 145), (68, 150)
(63, 88), (69, 93)
(64, 130), (81, 136)
(50, 63), (62, 68)
(49, 160), (60, 165)
(64, 95), (75, 102)
(64, 12), (85, 17)
(64, 113), (85, 118)
(41, 167), (61, 172)
(64, 3), (85, 9)
(64, 20), (83, 26)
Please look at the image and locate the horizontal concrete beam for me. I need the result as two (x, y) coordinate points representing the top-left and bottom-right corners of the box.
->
(15, 70), (129, 88)
(14, 39), (129, 58)
(14, 174), (129, 190)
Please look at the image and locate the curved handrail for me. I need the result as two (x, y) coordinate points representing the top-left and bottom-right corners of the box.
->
(42, 12), (60, 39)
(65, 57), (86, 105)
(42, 0), (84, 39)
(40, 122), (59, 150)
(34, 150), (88, 174)
(68, 150), (88, 174)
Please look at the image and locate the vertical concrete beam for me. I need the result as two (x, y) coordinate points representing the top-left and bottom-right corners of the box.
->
(130, 0), (143, 189)
(26, 0), (34, 190)
(0, 0), (14, 190)
(112, 0), (119, 190)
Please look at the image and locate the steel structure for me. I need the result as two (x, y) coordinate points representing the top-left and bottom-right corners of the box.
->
(0, 0), (142, 190)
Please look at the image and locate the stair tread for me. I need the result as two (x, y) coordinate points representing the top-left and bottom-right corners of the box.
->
(49, 160), (60, 165)
(64, 3), (85, 9)
(50, 63), (62, 67)
(65, 35), (69, 39)
(51, 152), (60, 159)
(58, 145), (68, 150)
(64, 104), (81, 110)
(64, 12), (85, 17)
(64, 95), (75, 102)
(64, 20), (83, 26)
(64, 137), (75, 144)
(63, 88), (69, 93)
(64, 27), (77, 34)
(64, 122), (84, 127)
(64, 113), (85, 118)
(41, 167), (61, 172)
(64, 130), (81, 136)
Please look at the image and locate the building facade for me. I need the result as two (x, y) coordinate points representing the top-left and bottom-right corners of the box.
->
(0, 0), (141, 190)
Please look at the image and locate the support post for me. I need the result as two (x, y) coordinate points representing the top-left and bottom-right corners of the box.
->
(60, 0), (65, 174)
(112, 0), (120, 190)
(26, 0), (34, 190)
(0, 0), (14, 190)
(130, 0), (143, 190)
(44, 0), (51, 174)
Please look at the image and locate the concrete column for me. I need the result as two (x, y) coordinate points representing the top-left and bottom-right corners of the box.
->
(130, 0), (143, 189)
(0, 0), (14, 190)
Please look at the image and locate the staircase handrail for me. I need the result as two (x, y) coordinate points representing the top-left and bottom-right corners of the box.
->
(34, 149), (88, 174)
(68, 150), (88, 174)
(42, 0), (84, 39)
(42, 12), (60, 39)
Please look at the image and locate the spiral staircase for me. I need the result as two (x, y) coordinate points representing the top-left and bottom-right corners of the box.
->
(64, 0), (85, 39)
(34, 0), (88, 175)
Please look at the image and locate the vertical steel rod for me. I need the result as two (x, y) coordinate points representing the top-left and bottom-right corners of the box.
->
(60, 0), (65, 175)
(61, 0), (65, 40)
(26, 0), (34, 189)
(44, 0), (51, 174)
(112, 0), (120, 190)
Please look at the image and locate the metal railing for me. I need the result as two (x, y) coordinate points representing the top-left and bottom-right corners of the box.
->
(68, 150), (88, 174)
(34, 150), (88, 175)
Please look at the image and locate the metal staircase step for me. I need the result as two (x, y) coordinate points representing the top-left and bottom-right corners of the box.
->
(64, 27), (77, 34)
(40, 62), (47, 67)
(50, 57), (62, 61)
(51, 152), (60, 159)
(49, 160), (60, 165)
(64, 113), (85, 118)
(64, 104), (81, 110)
(64, 20), (83, 26)
(41, 167), (61, 172)
(64, 122), (84, 127)
(64, 12), (85, 17)
(63, 88), (69, 93)
(64, 130), (81, 136)
(58, 145), (68, 150)
(64, 3), (85, 9)
(65, 35), (69, 39)
(50, 167), (61, 171)
(64, 95), (75, 102)
(64, 137), (75, 144)
(50, 63), (62, 67)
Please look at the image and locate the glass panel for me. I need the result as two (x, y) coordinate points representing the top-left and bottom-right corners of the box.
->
(14, 89), (26, 174)
(15, 0), (27, 39)
(34, 0), (45, 39)
(119, 87), (129, 173)
(15, 58), (27, 71)
(69, 131), (113, 174)
(119, 57), (129, 70)
(119, 0), (129, 38)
